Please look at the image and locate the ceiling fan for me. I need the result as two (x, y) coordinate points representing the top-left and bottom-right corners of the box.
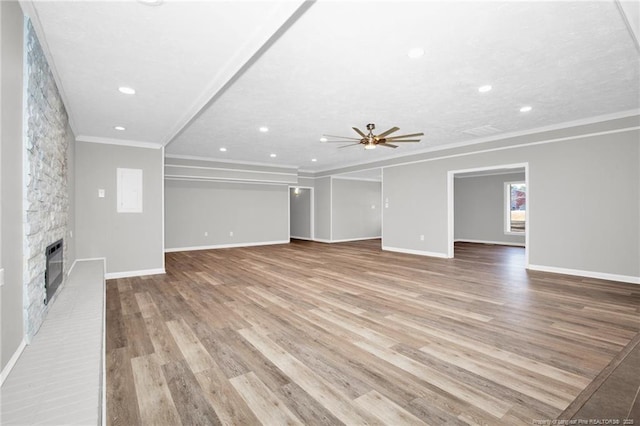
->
(323, 123), (424, 150)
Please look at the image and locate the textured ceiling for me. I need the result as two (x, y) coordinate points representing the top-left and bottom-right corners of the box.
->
(29, 1), (640, 173)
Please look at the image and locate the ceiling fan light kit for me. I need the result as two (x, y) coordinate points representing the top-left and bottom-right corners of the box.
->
(323, 123), (424, 150)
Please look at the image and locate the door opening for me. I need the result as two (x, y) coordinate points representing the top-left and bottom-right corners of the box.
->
(289, 187), (314, 240)
(447, 163), (529, 267)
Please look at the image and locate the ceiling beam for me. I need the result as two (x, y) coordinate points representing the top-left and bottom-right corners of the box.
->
(162, 0), (315, 148)
(616, 0), (640, 52)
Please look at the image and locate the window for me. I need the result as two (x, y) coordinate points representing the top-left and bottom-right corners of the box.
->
(505, 182), (526, 233)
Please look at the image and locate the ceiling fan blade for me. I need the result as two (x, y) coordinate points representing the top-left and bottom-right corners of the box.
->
(338, 143), (362, 149)
(379, 143), (398, 148)
(385, 139), (421, 142)
(377, 126), (400, 138)
(323, 134), (361, 141)
(385, 132), (424, 140)
(325, 141), (360, 143)
(352, 127), (367, 138)
(386, 133), (424, 140)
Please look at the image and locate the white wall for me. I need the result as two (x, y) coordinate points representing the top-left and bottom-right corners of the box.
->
(0, 0), (25, 372)
(383, 129), (639, 282)
(332, 179), (381, 241)
(75, 142), (164, 277)
(165, 179), (289, 250)
(454, 172), (526, 246)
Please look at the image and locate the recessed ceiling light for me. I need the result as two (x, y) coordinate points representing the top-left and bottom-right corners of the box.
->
(478, 85), (492, 93)
(118, 86), (136, 95)
(311, 158), (317, 162)
(114, 126), (125, 131)
(407, 47), (424, 59)
(520, 106), (533, 113)
(270, 153), (277, 158)
(259, 126), (269, 133)
(319, 137), (327, 142)
(137, 0), (163, 5)
(219, 147), (227, 152)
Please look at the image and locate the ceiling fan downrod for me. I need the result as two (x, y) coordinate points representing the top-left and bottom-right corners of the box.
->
(365, 123), (376, 149)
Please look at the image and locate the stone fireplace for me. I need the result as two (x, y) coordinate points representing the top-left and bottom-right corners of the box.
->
(23, 20), (72, 340)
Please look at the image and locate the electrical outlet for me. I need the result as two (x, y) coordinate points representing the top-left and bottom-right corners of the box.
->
(0, 268), (4, 287)
(229, 231), (234, 237)
(371, 204), (376, 209)
(98, 189), (105, 198)
(204, 232), (208, 237)
(420, 235), (425, 241)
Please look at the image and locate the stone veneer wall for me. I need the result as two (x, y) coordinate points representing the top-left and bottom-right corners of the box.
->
(23, 20), (71, 340)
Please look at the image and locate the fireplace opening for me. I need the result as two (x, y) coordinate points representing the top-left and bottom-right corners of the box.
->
(44, 239), (63, 305)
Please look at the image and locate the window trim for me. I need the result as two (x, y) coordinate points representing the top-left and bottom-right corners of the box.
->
(504, 181), (526, 235)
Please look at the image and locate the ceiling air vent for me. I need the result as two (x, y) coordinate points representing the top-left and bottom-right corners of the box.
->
(461, 125), (502, 137)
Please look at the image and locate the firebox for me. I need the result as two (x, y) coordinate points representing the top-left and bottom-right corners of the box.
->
(44, 239), (63, 305)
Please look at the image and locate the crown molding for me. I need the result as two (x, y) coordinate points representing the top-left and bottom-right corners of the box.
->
(312, 110), (640, 176)
(332, 176), (382, 183)
(165, 153), (298, 171)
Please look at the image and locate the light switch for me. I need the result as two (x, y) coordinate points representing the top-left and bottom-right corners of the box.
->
(0, 268), (4, 287)
(98, 189), (105, 198)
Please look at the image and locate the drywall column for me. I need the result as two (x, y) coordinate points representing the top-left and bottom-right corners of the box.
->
(314, 177), (331, 241)
(75, 142), (164, 277)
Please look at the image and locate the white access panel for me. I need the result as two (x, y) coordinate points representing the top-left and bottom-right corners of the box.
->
(117, 168), (143, 213)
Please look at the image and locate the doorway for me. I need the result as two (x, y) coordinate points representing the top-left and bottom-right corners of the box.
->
(289, 187), (313, 240)
(447, 163), (529, 266)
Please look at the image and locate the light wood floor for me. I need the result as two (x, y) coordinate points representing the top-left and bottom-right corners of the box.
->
(106, 240), (640, 425)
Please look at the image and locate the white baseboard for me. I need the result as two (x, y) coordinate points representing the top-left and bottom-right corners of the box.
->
(165, 240), (290, 253)
(528, 264), (640, 285)
(455, 239), (525, 247)
(330, 236), (382, 243)
(310, 237), (381, 244)
(66, 259), (78, 278)
(105, 268), (166, 280)
(382, 245), (449, 258)
(0, 338), (27, 386)
(75, 257), (107, 267)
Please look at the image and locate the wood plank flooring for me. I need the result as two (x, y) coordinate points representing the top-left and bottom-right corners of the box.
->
(106, 240), (640, 425)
